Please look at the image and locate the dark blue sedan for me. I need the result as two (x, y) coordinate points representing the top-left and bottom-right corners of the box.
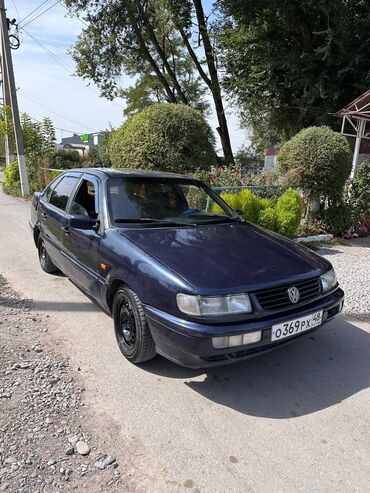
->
(30, 169), (344, 368)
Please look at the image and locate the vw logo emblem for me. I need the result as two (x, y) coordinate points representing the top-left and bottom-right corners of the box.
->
(287, 286), (300, 303)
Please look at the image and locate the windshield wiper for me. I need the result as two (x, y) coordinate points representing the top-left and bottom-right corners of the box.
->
(114, 218), (195, 227)
(114, 218), (160, 223)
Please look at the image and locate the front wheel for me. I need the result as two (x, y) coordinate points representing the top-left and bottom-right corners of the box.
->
(113, 286), (157, 364)
(38, 239), (59, 274)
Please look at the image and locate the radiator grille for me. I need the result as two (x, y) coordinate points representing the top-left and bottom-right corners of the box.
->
(254, 278), (321, 311)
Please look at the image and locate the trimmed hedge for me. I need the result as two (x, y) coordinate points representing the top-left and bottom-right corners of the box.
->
(216, 188), (302, 238)
(108, 103), (216, 173)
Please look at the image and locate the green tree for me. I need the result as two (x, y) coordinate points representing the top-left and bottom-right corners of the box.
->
(0, 108), (56, 193)
(108, 103), (216, 172)
(219, 0), (370, 149)
(277, 126), (352, 216)
(66, 0), (234, 163)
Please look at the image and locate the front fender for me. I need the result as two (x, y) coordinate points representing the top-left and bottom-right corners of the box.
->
(100, 230), (195, 315)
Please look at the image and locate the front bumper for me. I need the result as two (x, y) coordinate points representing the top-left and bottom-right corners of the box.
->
(144, 288), (344, 368)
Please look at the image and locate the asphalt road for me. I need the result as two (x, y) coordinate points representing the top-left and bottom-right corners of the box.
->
(0, 184), (369, 493)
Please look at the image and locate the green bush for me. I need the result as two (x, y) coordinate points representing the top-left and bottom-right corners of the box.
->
(275, 189), (302, 238)
(319, 201), (354, 236)
(258, 207), (277, 231)
(278, 126), (352, 215)
(49, 150), (81, 169)
(351, 160), (370, 221)
(213, 187), (302, 237)
(2, 161), (20, 195)
(238, 189), (260, 223)
(108, 103), (216, 173)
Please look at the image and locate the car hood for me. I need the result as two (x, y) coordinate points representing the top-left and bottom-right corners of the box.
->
(119, 222), (331, 295)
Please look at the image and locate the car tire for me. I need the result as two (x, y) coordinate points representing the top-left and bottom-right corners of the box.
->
(113, 286), (157, 364)
(38, 239), (59, 274)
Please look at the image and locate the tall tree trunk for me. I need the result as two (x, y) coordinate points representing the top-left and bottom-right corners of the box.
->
(126, 5), (177, 103)
(144, 23), (189, 105)
(192, 0), (234, 165)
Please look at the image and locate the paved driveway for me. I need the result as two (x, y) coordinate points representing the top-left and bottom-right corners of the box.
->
(0, 187), (369, 493)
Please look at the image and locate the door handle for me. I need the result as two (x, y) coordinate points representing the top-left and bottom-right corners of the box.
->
(62, 226), (70, 235)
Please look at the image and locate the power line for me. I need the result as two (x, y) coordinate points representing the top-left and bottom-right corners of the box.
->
(17, 0), (53, 26)
(10, 0), (20, 19)
(19, 0), (61, 29)
(22, 27), (73, 73)
(21, 28), (125, 110)
(19, 87), (97, 131)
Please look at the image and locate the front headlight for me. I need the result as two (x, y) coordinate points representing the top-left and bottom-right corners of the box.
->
(177, 293), (253, 316)
(320, 268), (338, 293)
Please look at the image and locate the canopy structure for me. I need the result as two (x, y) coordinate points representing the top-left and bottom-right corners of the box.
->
(335, 90), (370, 179)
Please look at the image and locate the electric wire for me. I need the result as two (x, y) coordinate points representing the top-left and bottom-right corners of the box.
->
(19, 87), (96, 131)
(17, 0), (53, 26)
(19, 0), (61, 29)
(21, 28), (125, 110)
(10, 0), (20, 19)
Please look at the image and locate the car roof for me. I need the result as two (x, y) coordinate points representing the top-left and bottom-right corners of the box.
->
(67, 168), (196, 180)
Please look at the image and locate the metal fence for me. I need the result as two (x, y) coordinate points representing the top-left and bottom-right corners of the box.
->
(211, 185), (286, 199)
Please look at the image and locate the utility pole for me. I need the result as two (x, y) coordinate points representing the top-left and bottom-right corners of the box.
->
(0, 0), (29, 195)
(0, 36), (15, 164)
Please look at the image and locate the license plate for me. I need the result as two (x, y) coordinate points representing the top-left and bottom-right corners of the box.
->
(271, 311), (323, 342)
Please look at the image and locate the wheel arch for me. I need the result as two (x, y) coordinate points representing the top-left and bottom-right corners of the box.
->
(106, 278), (128, 313)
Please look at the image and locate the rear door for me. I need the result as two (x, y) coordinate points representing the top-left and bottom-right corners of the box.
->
(39, 174), (81, 270)
(61, 174), (104, 300)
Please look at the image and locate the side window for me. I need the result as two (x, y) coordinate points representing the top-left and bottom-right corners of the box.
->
(41, 176), (62, 203)
(69, 179), (99, 218)
(49, 176), (79, 211)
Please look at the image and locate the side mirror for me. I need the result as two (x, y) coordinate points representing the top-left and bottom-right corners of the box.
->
(69, 215), (97, 230)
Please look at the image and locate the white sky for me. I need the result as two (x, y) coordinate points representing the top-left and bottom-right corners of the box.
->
(9, 0), (247, 152)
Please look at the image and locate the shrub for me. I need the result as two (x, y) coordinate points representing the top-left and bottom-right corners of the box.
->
(258, 207), (277, 231)
(2, 162), (20, 195)
(275, 189), (302, 238)
(278, 126), (352, 215)
(49, 150), (81, 169)
(210, 164), (242, 188)
(213, 187), (302, 237)
(319, 201), (354, 236)
(351, 160), (370, 222)
(108, 103), (216, 173)
(238, 189), (260, 223)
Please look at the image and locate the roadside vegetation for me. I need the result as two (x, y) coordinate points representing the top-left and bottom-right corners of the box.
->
(1, 0), (369, 241)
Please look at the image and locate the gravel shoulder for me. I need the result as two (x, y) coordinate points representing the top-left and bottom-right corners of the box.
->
(0, 276), (126, 493)
(315, 237), (370, 322)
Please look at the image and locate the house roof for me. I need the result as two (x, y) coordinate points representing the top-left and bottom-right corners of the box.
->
(335, 90), (370, 121)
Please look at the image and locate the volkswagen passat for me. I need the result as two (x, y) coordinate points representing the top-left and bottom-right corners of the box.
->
(30, 169), (344, 368)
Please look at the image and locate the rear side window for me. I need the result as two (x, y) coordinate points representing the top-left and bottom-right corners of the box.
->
(42, 176), (62, 203)
(49, 175), (79, 211)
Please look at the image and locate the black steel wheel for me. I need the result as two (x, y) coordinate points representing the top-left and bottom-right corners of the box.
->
(113, 286), (157, 364)
(38, 239), (59, 274)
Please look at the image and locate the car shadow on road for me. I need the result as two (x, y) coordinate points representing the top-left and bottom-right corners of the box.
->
(144, 318), (370, 419)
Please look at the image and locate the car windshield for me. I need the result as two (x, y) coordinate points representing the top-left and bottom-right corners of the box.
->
(107, 177), (236, 226)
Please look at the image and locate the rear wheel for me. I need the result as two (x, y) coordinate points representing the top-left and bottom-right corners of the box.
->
(38, 239), (59, 274)
(113, 286), (156, 364)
